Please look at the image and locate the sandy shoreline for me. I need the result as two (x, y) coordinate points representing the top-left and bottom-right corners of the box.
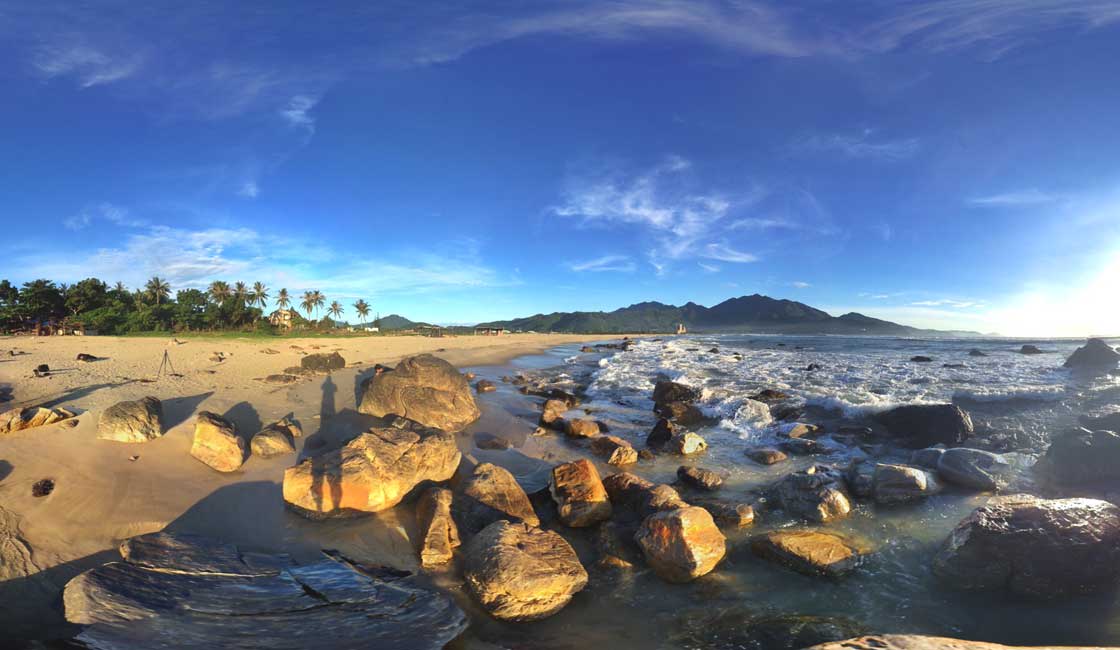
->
(0, 332), (613, 640)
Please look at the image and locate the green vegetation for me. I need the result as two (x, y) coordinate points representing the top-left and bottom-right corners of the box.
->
(0, 277), (381, 336)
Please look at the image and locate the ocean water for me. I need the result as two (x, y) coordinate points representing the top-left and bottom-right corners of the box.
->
(458, 334), (1120, 649)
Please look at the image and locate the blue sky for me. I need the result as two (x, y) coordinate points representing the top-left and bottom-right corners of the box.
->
(2, 1), (1119, 336)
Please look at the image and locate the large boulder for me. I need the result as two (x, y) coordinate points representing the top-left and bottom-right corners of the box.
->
(63, 531), (467, 649)
(656, 401), (706, 426)
(358, 355), (480, 432)
(549, 459), (612, 527)
(590, 435), (638, 466)
(453, 462), (540, 534)
(677, 465), (723, 491)
(772, 465), (851, 523)
(300, 351), (346, 373)
(936, 447), (1013, 491)
(875, 404), (973, 448)
(653, 380), (699, 406)
(634, 506), (726, 583)
(805, 635), (1105, 650)
(539, 398), (568, 429)
(1064, 338), (1120, 371)
(0, 406), (77, 434)
(1037, 427), (1120, 485)
(249, 418), (300, 458)
(750, 530), (864, 578)
(416, 487), (460, 567)
(603, 472), (688, 519)
(190, 412), (246, 472)
(564, 418), (600, 438)
(932, 496), (1120, 598)
(462, 521), (588, 621)
(873, 463), (942, 504)
(283, 425), (460, 518)
(97, 396), (164, 443)
(647, 417), (676, 447)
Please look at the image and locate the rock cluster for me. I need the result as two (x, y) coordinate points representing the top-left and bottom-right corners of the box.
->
(358, 354), (480, 431)
(0, 405), (76, 434)
(874, 404), (973, 448)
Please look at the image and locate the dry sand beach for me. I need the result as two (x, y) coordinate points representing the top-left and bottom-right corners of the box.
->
(0, 333), (606, 640)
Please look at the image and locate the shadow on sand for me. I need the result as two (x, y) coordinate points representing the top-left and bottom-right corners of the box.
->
(162, 392), (214, 430)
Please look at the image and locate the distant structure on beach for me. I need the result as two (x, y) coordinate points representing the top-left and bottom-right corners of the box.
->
(676, 323), (687, 334)
(269, 309), (294, 330)
(474, 326), (505, 336)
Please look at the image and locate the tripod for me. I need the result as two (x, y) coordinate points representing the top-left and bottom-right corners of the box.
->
(156, 349), (179, 379)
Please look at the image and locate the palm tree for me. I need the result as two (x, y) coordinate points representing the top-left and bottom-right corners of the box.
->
(353, 299), (370, 324)
(233, 281), (249, 305)
(328, 301), (343, 323)
(208, 280), (231, 305)
(251, 282), (269, 309)
(145, 276), (170, 305)
(300, 291), (316, 320)
(311, 290), (325, 317)
(276, 288), (290, 311)
(114, 281), (126, 293)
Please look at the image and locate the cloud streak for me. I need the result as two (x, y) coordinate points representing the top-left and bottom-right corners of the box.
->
(790, 131), (920, 161)
(968, 189), (1062, 206)
(568, 255), (636, 273)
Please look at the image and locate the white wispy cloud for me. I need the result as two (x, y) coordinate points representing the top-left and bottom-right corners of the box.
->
(63, 203), (147, 230)
(790, 281), (811, 288)
(701, 243), (759, 263)
(728, 217), (802, 231)
(968, 189), (1062, 206)
(32, 43), (144, 87)
(698, 262), (720, 273)
(238, 181), (260, 199)
(567, 255), (636, 273)
(790, 130), (920, 161)
(910, 299), (983, 309)
(280, 94), (319, 132)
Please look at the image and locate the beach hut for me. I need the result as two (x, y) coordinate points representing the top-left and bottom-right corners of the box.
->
(474, 326), (503, 336)
(417, 325), (443, 338)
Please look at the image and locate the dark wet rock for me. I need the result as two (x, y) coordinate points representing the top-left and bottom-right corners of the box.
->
(1036, 427), (1120, 484)
(474, 379), (496, 394)
(910, 446), (946, 470)
(932, 496), (1120, 598)
(590, 435), (638, 465)
(474, 432), (513, 450)
(677, 611), (865, 650)
(31, 478), (54, 497)
(875, 404), (973, 448)
(97, 397), (164, 443)
(656, 400), (705, 426)
(781, 437), (826, 456)
(671, 431), (708, 455)
(76, 353), (100, 362)
(635, 506), (726, 583)
(357, 354), (480, 432)
(454, 462), (540, 534)
(463, 521), (588, 621)
(805, 635), (1075, 649)
(691, 498), (755, 528)
(283, 425), (460, 518)
(597, 521), (642, 570)
(677, 465), (724, 491)
(647, 417), (676, 447)
(63, 531), (467, 649)
(751, 530), (863, 578)
(873, 463), (942, 504)
(846, 461), (875, 499)
(580, 346), (596, 353)
(787, 423), (822, 439)
(653, 380), (700, 406)
(602, 472), (688, 519)
(249, 418), (301, 458)
(772, 465), (851, 523)
(942, 363), (966, 369)
(910, 356), (933, 363)
(968, 349), (987, 357)
(751, 388), (790, 403)
(416, 487), (460, 567)
(1064, 338), (1120, 371)
(806, 363), (822, 372)
(770, 403), (803, 421)
(540, 398), (568, 429)
(936, 447), (1012, 491)
(1019, 344), (1044, 355)
(565, 418), (600, 438)
(523, 387), (579, 406)
(190, 411), (245, 472)
(747, 447), (788, 465)
(0, 405), (77, 434)
(550, 459), (612, 527)
(300, 351), (346, 372)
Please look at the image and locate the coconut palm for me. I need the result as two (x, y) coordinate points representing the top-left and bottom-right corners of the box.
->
(300, 291), (317, 319)
(251, 282), (269, 308)
(208, 280), (232, 305)
(233, 281), (249, 305)
(328, 301), (343, 323)
(145, 276), (170, 305)
(311, 290), (325, 317)
(114, 281), (126, 293)
(276, 288), (290, 311)
(353, 299), (370, 324)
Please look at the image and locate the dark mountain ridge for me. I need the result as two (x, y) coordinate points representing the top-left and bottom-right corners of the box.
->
(476, 294), (980, 337)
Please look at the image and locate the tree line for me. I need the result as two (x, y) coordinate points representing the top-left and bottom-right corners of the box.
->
(0, 277), (377, 335)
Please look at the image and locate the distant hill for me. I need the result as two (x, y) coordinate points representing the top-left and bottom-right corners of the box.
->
(477, 294), (980, 337)
(377, 314), (419, 330)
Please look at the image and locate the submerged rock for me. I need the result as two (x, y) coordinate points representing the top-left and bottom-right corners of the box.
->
(647, 417), (676, 447)
(653, 380), (699, 406)
(968, 349), (987, 357)
(190, 411), (245, 472)
(747, 447), (788, 465)
(875, 404), (973, 448)
(1064, 338), (1120, 371)
(635, 506), (726, 583)
(751, 530), (863, 578)
(97, 397), (164, 443)
(677, 465), (724, 491)
(677, 611), (864, 650)
(357, 354), (480, 432)
(873, 463), (942, 505)
(1037, 427), (1120, 484)
(657, 401), (705, 426)
(1019, 344), (1044, 355)
(474, 379), (497, 393)
(454, 462), (540, 534)
(936, 447), (1012, 491)
(300, 351), (346, 373)
(565, 418), (600, 438)
(549, 459), (612, 527)
(63, 531), (468, 649)
(463, 521), (588, 622)
(283, 425), (460, 518)
(773, 465), (851, 523)
(416, 487), (460, 567)
(932, 496), (1120, 598)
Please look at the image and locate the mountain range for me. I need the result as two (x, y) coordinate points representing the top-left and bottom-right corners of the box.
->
(474, 294), (980, 337)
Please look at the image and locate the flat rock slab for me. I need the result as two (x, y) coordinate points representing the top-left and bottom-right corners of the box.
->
(751, 530), (864, 578)
(805, 635), (1120, 649)
(64, 532), (467, 650)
